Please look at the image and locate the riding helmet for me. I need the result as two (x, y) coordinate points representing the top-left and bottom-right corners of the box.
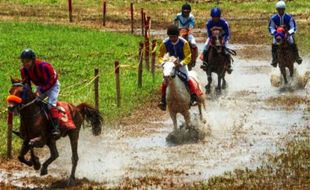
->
(167, 25), (179, 36)
(211, 7), (221, 17)
(182, 3), (191, 11)
(275, 1), (286, 9)
(20, 49), (36, 60)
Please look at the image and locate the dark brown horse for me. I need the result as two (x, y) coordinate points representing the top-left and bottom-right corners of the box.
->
(180, 28), (198, 71)
(7, 78), (103, 185)
(275, 27), (295, 84)
(201, 27), (234, 94)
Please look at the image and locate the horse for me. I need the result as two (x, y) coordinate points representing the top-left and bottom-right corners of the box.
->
(275, 27), (296, 84)
(179, 28), (198, 71)
(201, 27), (234, 94)
(162, 57), (205, 130)
(7, 78), (103, 185)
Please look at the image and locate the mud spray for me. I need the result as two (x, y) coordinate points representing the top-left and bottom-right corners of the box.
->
(1, 44), (309, 189)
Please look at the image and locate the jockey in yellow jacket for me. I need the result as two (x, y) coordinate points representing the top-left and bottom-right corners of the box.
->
(158, 25), (197, 111)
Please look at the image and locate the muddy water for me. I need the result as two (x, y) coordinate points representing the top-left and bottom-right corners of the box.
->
(1, 44), (309, 189)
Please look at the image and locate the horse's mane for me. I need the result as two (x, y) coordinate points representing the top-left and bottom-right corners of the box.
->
(162, 53), (177, 63)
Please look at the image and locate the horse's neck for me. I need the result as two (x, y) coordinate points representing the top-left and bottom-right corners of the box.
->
(167, 76), (189, 100)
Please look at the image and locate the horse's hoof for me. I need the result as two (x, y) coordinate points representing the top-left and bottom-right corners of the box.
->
(40, 168), (48, 176)
(33, 160), (41, 170)
(67, 177), (76, 186)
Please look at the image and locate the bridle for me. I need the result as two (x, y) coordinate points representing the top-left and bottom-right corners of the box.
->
(7, 83), (37, 111)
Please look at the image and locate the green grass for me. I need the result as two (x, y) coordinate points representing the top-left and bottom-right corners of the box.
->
(0, 21), (161, 155)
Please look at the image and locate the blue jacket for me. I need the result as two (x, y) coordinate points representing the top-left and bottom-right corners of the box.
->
(268, 13), (297, 35)
(206, 18), (230, 41)
(174, 13), (195, 29)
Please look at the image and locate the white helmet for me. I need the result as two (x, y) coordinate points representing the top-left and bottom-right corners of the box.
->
(275, 1), (286, 9)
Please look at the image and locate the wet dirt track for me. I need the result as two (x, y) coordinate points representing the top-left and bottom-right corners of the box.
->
(1, 44), (309, 189)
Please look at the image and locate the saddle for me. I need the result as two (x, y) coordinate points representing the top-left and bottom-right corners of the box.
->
(42, 101), (76, 130)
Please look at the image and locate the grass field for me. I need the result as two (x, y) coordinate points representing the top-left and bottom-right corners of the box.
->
(0, 21), (161, 155)
(0, 0), (309, 52)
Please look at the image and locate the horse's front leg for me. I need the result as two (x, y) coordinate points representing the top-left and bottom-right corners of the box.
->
(184, 110), (191, 129)
(67, 131), (80, 185)
(170, 111), (178, 130)
(222, 75), (227, 89)
(30, 149), (41, 170)
(205, 71), (212, 94)
(216, 74), (222, 92)
(18, 141), (33, 167)
(289, 65), (294, 78)
(280, 66), (288, 84)
(40, 140), (59, 176)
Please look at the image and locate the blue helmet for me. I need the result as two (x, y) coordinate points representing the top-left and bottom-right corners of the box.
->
(20, 49), (36, 60)
(211, 7), (221, 17)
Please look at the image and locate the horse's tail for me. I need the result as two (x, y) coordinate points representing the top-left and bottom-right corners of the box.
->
(76, 103), (103, 136)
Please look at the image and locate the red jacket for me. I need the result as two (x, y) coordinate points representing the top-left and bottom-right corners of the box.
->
(21, 59), (58, 93)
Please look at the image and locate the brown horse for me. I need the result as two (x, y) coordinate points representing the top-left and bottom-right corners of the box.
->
(201, 27), (234, 94)
(179, 28), (198, 71)
(275, 28), (295, 84)
(7, 78), (103, 185)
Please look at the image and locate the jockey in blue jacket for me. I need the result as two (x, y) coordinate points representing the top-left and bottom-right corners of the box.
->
(269, 0), (302, 67)
(200, 7), (232, 74)
(174, 3), (197, 48)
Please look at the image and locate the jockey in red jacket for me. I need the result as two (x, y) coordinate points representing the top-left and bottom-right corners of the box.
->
(20, 49), (61, 137)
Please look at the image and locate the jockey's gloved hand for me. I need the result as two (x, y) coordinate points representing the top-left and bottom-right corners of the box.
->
(174, 59), (182, 68)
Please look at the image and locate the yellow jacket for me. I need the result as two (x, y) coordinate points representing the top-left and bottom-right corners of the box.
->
(158, 37), (192, 65)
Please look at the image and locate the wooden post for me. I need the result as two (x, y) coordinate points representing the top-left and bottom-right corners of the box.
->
(7, 112), (13, 159)
(103, 1), (107, 26)
(94, 68), (99, 110)
(114, 61), (121, 107)
(68, 0), (73, 22)
(151, 39), (157, 82)
(141, 8), (144, 36)
(144, 39), (149, 71)
(145, 16), (151, 38)
(130, 3), (134, 34)
(138, 42), (144, 88)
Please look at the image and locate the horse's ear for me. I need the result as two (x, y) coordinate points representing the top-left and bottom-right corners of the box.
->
(10, 76), (20, 84)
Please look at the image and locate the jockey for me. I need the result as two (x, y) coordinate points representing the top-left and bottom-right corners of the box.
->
(20, 49), (61, 137)
(269, 0), (302, 67)
(174, 3), (197, 49)
(200, 7), (232, 74)
(158, 25), (197, 111)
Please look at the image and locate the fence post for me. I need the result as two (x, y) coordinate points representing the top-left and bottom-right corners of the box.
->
(130, 3), (134, 34)
(141, 8), (144, 36)
(103, 1), (107, 26)
(115, 61), (121, 107)
(7, 112), (13, 159)
(94, 68), (99, 110)
(68, 0), (73, 22)
(144, 39), (150, 71)
(138, 42), (144, 88)
(151, 39), (157, 82)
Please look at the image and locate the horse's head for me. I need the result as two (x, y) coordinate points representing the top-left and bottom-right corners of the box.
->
(162, 61), (176, 81)
(211, 27), (224, 53)
(7, 77), (33, 113)
(179, 28), (190, 40)
(275, 26), (287, 46)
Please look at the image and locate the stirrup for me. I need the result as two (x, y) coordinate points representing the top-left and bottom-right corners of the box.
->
(296, 58), (303, 65)
(158, 102), (166, 111)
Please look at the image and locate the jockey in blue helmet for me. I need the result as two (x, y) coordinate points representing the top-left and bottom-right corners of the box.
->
(174, 3), (197, 48)
(200, 7), (232, 74)
(269, 0), (302, 67)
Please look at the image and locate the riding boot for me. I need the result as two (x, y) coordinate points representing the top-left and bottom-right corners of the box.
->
(200, 49), (209, 71)
(290, 43), (303, 64)
(271, 44), (278, 67)
(50, 107), (61, 138)
(188, 79), (198, 106)
(158, 83), (167, 111)
(51, 118), (61, 139)
(226, 54), (233, 74)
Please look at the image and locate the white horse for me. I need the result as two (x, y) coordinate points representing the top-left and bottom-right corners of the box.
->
(162, 57), (205, 130)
